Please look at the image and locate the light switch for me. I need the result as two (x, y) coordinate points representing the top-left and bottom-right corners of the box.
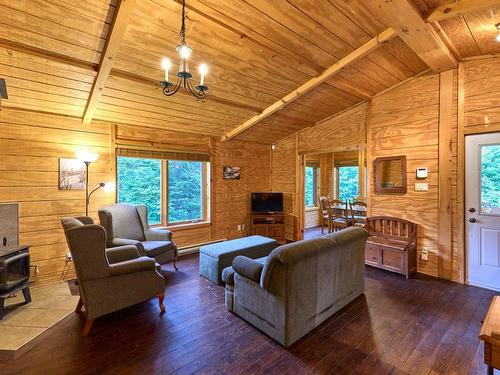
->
(416, 167), (428, 179)
(414, 183), (428, 192)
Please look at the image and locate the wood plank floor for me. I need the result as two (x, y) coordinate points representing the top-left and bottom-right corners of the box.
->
(0, 253), (496, 375)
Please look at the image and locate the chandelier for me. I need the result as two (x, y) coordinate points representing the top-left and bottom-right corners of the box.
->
(160, 0), (208, 100)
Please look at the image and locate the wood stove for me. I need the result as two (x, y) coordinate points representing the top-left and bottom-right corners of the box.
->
(0, 245), (31, 319)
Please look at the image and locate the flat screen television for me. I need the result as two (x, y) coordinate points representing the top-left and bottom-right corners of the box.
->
(251, 192), (283, 213)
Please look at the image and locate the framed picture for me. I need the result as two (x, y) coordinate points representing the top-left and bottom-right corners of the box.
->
(223, 166), (240, 180)
(59, 158), (86, 190)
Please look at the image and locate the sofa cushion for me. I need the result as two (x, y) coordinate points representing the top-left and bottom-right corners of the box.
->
(142, 241), (175, 258)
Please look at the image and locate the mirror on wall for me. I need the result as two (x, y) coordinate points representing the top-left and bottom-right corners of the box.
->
(374, 155), (407, 194)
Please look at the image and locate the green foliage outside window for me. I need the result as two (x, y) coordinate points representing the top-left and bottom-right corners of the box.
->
(305, 166), (316, 207)
(481, 145), (500, 214)
(338, 166), (359, 202)
(117, 157), (161, 224)
(168, 160), (203, 223)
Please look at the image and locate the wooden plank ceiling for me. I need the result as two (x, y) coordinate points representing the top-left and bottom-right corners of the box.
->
(0, 0), (499, 144)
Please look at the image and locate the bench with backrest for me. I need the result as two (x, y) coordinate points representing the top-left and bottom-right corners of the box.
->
(365, 216), (417, 278)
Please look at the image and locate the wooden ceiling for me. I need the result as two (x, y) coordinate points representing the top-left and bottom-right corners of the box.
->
(1, 0), (499, 144)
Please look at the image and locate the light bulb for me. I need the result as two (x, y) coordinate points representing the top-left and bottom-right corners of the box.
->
(199, 63), (208, 86)
(76, 151), (99, 163)
(177, 44), (192, 59)
(102, 182), (115, 193)
(199, 63), (208, 76)
(496, 33), (500, 42)
(161, 58), (171, 70)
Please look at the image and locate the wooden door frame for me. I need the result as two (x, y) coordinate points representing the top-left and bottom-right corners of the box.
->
(457, 62), (500, 284)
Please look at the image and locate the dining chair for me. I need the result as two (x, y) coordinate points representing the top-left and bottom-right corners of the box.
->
(318, 196), (330, 234)
(330, 199), (350, 232)
(350, 200), (368, 228)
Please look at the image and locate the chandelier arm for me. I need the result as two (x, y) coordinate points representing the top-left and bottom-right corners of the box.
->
(186, 78), (206, 100)
(162, 76), (182, 96)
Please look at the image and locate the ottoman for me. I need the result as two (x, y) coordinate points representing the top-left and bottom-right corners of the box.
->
(199, 235), (277, 285)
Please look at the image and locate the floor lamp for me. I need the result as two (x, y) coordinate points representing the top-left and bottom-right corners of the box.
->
(76, 152), (100, 216)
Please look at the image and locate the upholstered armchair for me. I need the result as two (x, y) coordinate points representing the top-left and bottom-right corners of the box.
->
(61, 217), (166, 336)
(98, 204), (178, 269)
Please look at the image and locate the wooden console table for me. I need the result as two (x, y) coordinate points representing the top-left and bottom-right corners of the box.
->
(250, 212), (285, 244)
(480, 296), (500, 375)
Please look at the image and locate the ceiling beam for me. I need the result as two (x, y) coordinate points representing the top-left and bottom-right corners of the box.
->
(220, 27), (397, 142)
(82, 0), (136, 124)
(369, 0), (457, 72)
(426, 0), (500, 23)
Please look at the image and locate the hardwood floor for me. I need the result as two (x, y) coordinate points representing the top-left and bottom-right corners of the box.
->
(0, 253), (496, 375)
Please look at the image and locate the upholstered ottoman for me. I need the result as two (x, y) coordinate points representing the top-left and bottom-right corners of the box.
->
(199, 235), (277, 285)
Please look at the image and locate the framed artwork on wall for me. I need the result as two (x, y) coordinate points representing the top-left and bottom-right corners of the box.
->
(59, 158), (86, 190)
(223, 166), (240, 180)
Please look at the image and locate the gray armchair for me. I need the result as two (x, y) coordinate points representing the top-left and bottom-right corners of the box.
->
(61, 217), (166, 336)
(98, 204), (178, 269)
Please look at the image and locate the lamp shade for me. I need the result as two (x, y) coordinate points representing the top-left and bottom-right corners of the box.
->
(102, 182), (115, 193)
(76, 151), (99, 163)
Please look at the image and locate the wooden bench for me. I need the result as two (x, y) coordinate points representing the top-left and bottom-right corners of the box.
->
(365, 216), (417, 278)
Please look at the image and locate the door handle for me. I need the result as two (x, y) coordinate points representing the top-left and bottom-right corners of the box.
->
(469, 218), (477, 223)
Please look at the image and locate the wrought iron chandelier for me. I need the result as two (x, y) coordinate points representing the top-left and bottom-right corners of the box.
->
(160, 0), (208, 99)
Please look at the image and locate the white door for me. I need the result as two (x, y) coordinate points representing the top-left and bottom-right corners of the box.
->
(466, 132), (500, 291)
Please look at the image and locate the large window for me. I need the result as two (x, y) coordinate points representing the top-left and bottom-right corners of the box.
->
(305, 166), (318, 207)
(117, 156), (209, 226)
(338, 166), (359, 202)
(117, 157), (162, 224)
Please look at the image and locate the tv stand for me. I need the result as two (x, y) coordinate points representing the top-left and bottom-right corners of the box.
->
(250, 212), (285, 244)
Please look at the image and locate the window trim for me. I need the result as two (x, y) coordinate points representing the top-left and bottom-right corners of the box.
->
(116, 156), (211, 227)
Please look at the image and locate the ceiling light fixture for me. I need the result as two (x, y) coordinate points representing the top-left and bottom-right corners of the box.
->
(160, 0), (208, 100)
(496, 23), (500, 42)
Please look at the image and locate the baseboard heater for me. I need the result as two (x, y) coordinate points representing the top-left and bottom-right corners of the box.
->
(178, 239), (226, 256)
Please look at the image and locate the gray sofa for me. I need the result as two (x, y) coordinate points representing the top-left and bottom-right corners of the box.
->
(61, 217), (166, 336)
(222, 227), (369, 347)
(98, 203), (178, 269)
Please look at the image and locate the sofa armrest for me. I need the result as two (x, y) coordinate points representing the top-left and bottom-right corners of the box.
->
(144, 228), (173, 242)
(109, 257), (157, 276)
(106, 245), (140, 264)
(232, 256), (264, 284)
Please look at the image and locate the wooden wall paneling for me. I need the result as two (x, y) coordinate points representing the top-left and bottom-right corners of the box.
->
(271, 135), (298, 240)
(455, 62), (466, 283)
(0, 109), (114, 285)
(370, 72), (441, 277)
(297, 103), (368, 155)
(438, 69), (454, 280)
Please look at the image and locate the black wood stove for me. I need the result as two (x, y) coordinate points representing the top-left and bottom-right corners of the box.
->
(0, 245), (31, 320)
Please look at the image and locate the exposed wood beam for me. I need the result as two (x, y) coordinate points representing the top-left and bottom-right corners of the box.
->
(83, 0), (136, 124)
(369, 0), (457, 72)
(220, 28), (397, 142)
(426, 0), (500, 23)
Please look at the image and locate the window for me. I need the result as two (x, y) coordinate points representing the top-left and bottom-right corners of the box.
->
(117, 157), (162, 224)
(117, 156), (210, 226)
(168, 160), (204, 223)
(305, 166), (318, 207)
(481, 144), (500, 215)
(338, 166), (359, 202)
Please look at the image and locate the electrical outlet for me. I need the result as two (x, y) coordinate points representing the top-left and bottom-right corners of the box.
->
(237, 225), (241, 231)
(241, 224), (245, 230)
(421, 248), (429, 261)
